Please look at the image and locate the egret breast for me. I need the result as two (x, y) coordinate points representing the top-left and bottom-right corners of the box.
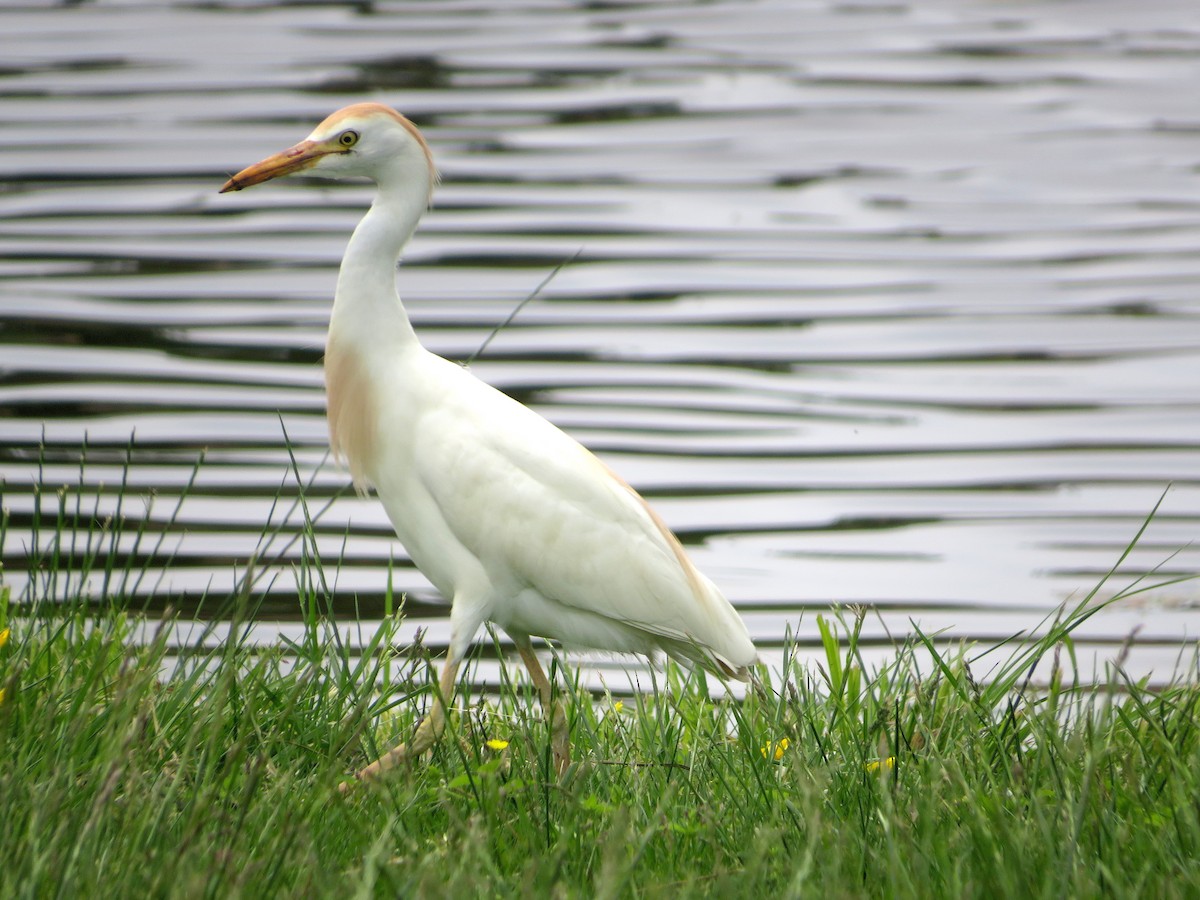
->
(324, 335), (379, 492)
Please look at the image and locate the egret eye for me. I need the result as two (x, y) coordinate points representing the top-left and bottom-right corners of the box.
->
(338, 130), (359, 148)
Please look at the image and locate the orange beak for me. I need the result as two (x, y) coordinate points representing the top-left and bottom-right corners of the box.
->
(219, 139), (335, 193)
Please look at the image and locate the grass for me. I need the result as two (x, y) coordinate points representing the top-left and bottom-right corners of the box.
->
(1, 466), (1199, 897)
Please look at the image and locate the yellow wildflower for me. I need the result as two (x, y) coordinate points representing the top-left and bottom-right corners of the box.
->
(485, 739), (509, 751)
(0, 628), (8, 650)
(761, 737), (790, 761)
(865, 756), (896, 773)
(0, 688), (5, 706)
(612, 701), (624, 714)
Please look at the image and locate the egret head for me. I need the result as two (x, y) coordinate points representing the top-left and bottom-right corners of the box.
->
(219, 103), (436, 196)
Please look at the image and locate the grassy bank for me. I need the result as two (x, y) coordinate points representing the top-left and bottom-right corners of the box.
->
(1, 493), (1199, 897)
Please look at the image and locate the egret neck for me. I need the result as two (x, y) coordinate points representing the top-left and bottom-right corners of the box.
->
(326, 176), (430, 490)
(331, 177), (428, 350)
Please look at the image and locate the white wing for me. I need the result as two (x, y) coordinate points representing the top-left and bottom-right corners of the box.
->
(407, 357), (756, 675)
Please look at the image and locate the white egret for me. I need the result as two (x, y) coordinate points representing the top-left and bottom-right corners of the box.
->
(220, 103), (757, 784)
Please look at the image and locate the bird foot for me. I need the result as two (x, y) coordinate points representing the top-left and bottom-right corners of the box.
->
(552, 743), (570, 777)
(550, 700), (571, 776)
(338, 713), (440, 794)
(336, 743), (414, 794)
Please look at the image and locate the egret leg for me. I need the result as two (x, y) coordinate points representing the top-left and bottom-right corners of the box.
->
(514, 640), (570, 775)
(342, 655), (460, 791)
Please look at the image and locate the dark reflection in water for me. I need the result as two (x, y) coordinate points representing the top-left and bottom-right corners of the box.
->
(1, 0), (1199, 686)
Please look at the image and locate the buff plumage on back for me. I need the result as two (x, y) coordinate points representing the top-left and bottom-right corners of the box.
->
(598, 460), (751, 680)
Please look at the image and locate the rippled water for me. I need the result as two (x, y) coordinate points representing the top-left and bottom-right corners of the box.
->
(2, 0), (1199, 686)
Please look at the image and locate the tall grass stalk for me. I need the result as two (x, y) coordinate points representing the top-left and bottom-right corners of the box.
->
(1, 461), (1198, 897)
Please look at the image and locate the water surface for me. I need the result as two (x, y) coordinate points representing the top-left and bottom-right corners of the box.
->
(3, 0), (1199, 687)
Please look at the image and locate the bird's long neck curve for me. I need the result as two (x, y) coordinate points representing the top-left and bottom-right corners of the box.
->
(330, 177), (428, 350)
(325, 174), (430, 490)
